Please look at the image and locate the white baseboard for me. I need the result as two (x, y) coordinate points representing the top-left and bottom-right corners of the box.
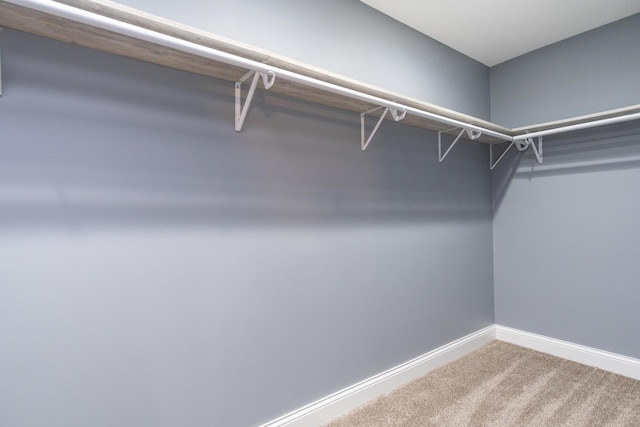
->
(260, 325), (640, 427)
(259, 325), (495, 427)
(495, 325), (640, 381)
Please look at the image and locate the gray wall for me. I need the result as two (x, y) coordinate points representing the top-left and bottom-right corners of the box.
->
(493, 121), (640, 359)
(490, 13), (640, 128)
(0, 30), (495, 427)
(116, 0), (490, 119)
(491, 12), (640, 361)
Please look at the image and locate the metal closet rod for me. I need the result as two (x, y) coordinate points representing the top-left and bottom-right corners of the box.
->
(511, 112), (640, 140)
(6, 0), (640, 143)
(8, 0), (513, 141)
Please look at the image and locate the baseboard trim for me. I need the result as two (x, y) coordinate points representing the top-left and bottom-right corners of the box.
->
(259, 325), (495, 427)
(495, 325), (640, 381)
(261, 325), (640, 426)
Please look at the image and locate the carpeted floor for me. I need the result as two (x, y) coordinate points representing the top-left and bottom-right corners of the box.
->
(326, 341), (640, 426)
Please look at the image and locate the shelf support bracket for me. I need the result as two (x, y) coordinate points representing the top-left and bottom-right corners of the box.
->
(438, 127), (482, 162)
(361, 106), (406, 151)
(235, 70), (276, 132)
(515, 136), (544, 164)
(490, 136), (543, 170)
(531, 136), (544, 164)
(490, 140), (516, 170)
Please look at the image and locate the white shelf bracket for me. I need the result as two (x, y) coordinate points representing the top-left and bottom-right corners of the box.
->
(490, 140), (516, 170)
(235, 70), (276, 132)
(490, 136), (543, 170)
(516, 136), (544, 164)
(389, 108), (407, 122)
(532, 136), (544, 164)
(438, 127), (483, 162)
(466, 129), (483, 140)
(361, 106), (405, 151)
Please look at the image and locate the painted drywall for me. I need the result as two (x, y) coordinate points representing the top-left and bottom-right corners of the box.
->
(0, 30), (494, 427)
(493, 121), (640, 359)
(114, 0), (490, 120)
(491, 12), (640, 360)
(490, 13), (640, 127)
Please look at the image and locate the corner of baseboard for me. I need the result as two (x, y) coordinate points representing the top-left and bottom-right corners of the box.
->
(495, 325), (640, 381)
(261, 324), (640, 427)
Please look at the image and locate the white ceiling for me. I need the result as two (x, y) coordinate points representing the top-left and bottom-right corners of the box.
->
(358, 0), (640, 66)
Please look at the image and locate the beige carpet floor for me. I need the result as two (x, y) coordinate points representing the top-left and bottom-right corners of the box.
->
(326, 341), (640, 426)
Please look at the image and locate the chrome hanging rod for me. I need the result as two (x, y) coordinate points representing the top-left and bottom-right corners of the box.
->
(5, 0), (513, 141)
(512, 112), (640, 140)
(5, 0), (640, 159)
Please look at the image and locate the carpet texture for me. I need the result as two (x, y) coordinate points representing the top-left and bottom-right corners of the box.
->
(326, 341), (640, 426)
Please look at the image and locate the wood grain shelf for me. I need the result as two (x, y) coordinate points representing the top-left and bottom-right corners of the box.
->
(1, 0), (638, 148)
(0, 0), (512, 144)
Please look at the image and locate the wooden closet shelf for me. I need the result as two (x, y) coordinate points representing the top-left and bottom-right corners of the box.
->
(1, 0), (639, 149)
(0, 0), (511, 144)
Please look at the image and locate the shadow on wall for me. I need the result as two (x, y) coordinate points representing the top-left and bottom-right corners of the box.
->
(492, 121), (640, 213)
(491, 143), (524, 214)
(0, 31), (492, 232)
